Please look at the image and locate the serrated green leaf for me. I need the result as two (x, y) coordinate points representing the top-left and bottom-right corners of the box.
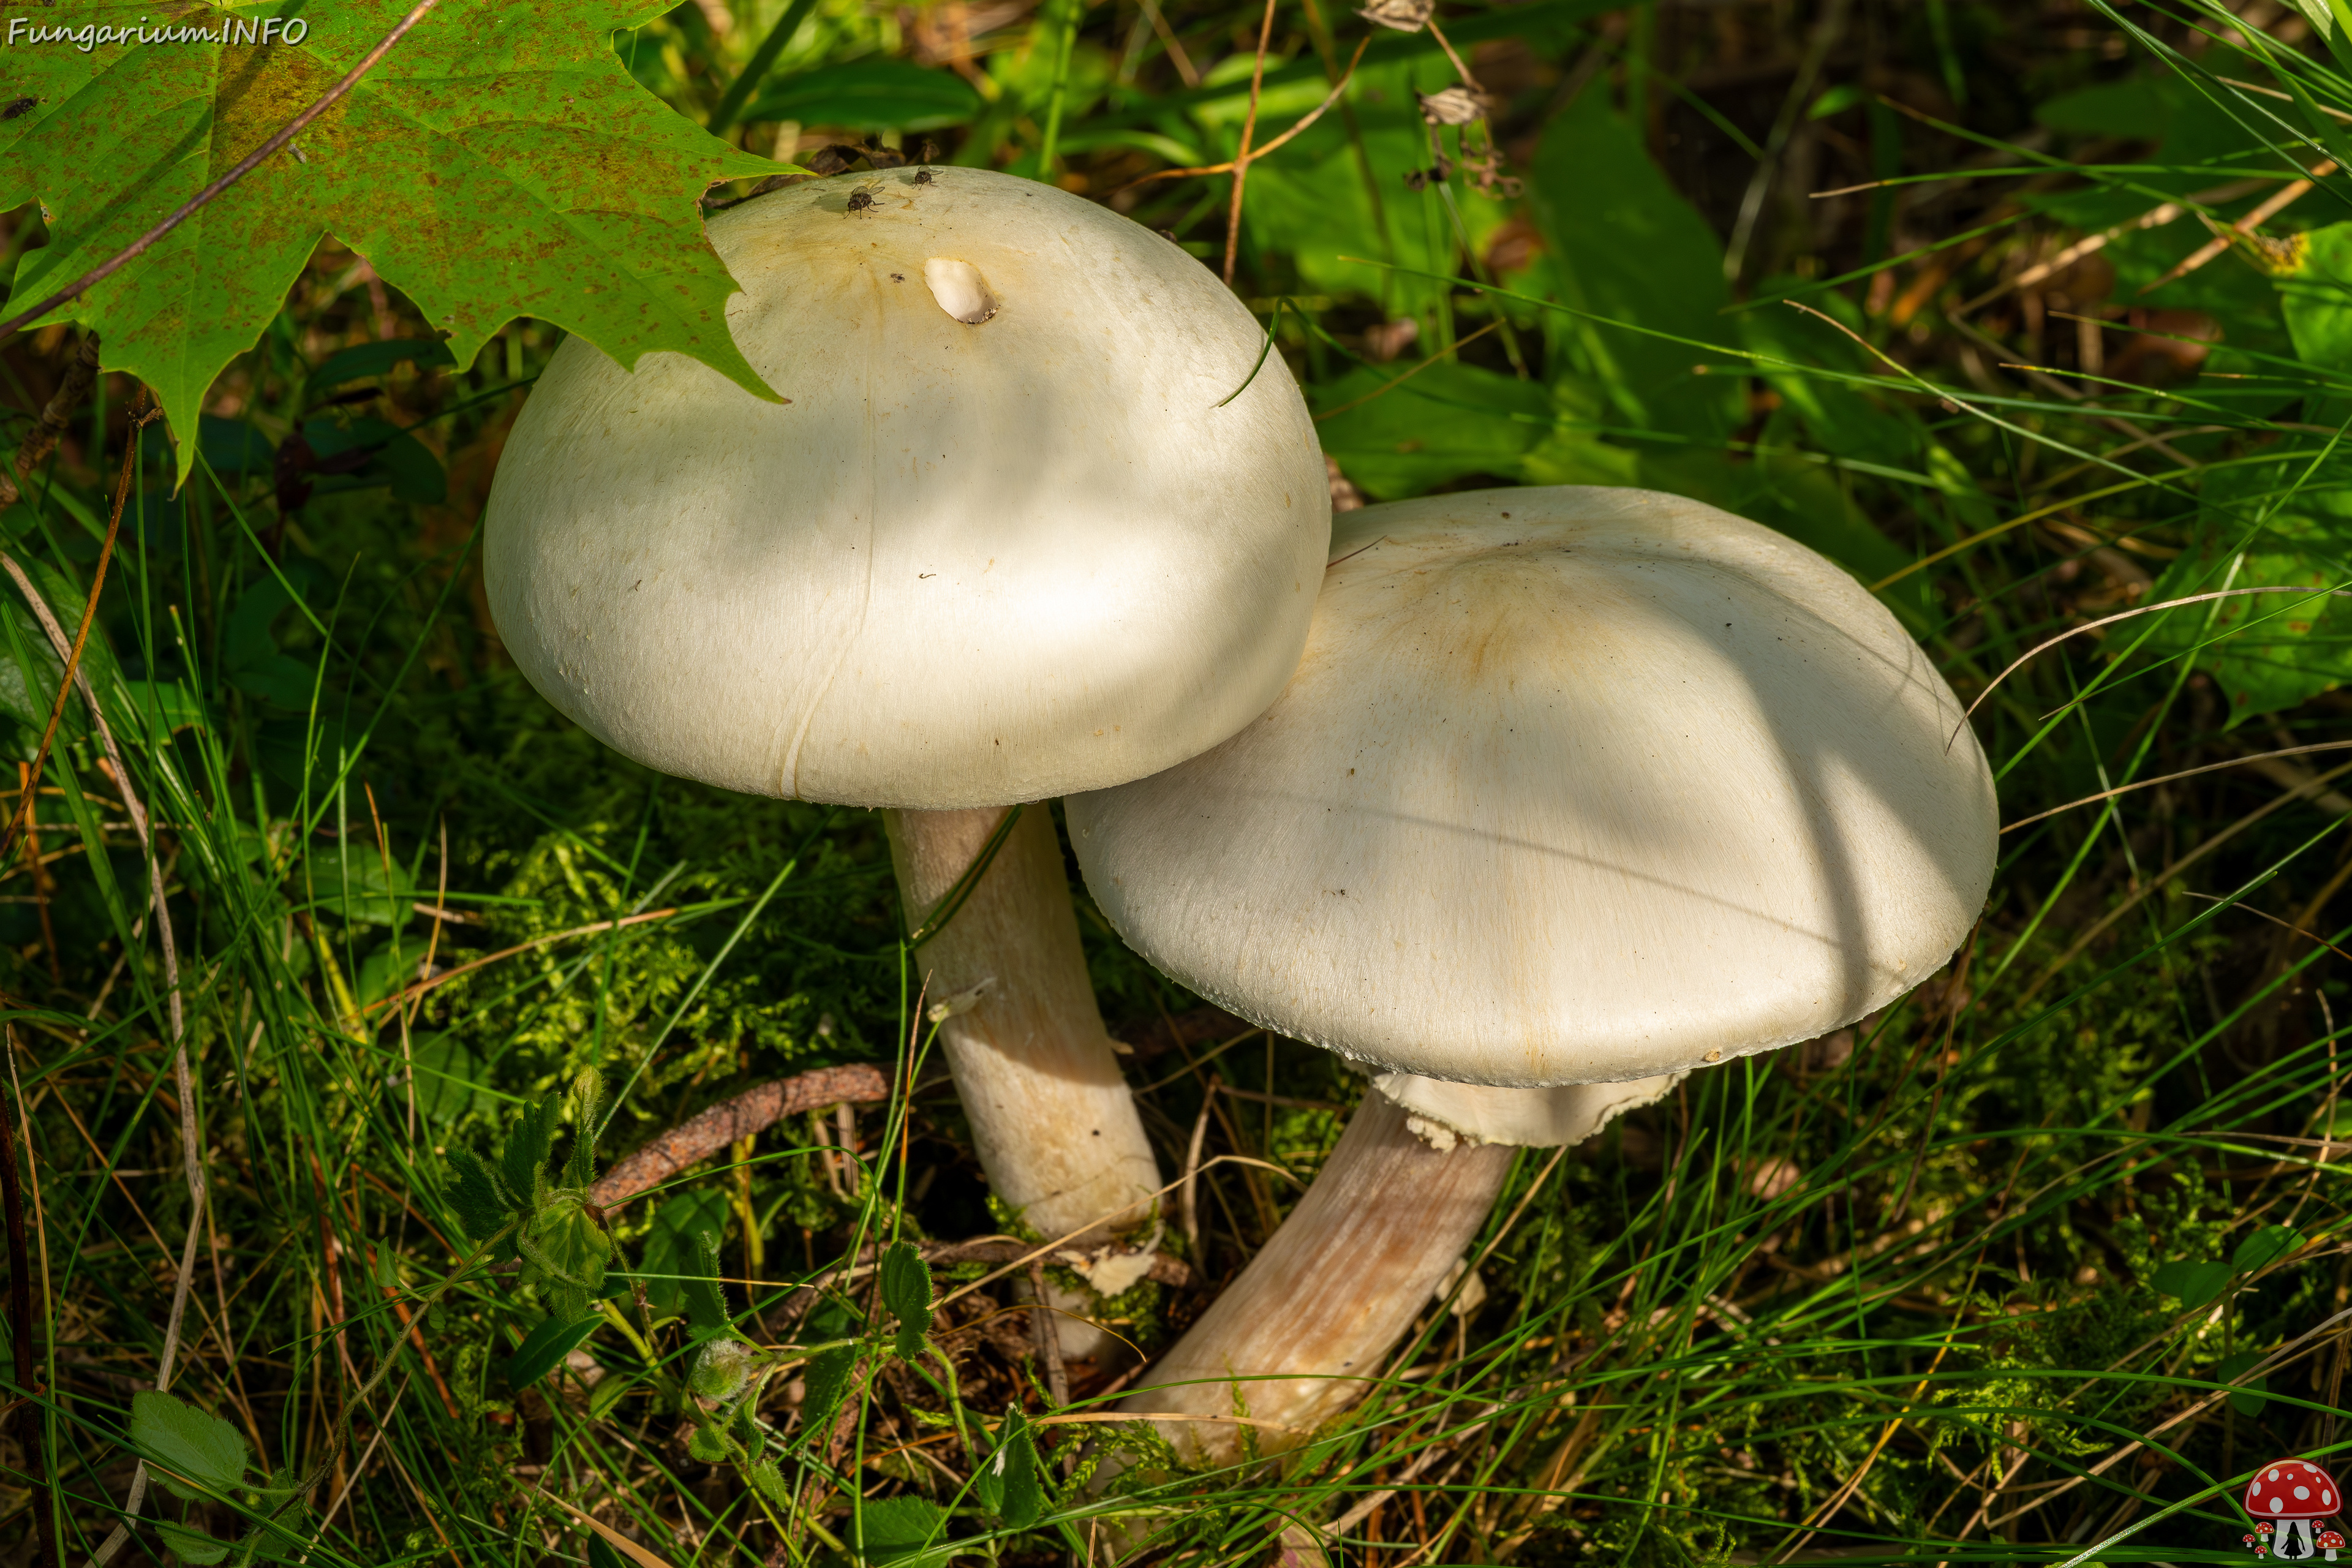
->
(687, 1422), (730, 1461)
(503, 1093), (562, 1205)
(129, 1390), (248, 1502)
(879, 1242), (932, 1341)
(1, 0), (784, 486)
(974, 1406), (1044, 1529)
(442, 1145), (511, 1243)
(682, 1229), (731, 1336)
(153, 1519), (232, 1566)
(749, 1457), (792, 1507)
(524, 1200), (612, 1322)
(564, 1068), (605, 1191)
(506, 1311), (600, 1387)
(797, 1346), (859, 1445)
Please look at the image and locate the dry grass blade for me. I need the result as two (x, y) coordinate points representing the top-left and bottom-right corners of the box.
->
(1952, 586), (2352, 744)
(2002, 740), (2352, 832)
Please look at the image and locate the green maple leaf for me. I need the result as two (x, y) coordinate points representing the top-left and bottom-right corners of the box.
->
(0, 0), (783, 484)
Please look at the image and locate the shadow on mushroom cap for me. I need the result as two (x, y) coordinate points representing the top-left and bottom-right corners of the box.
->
(1068, 485), (1999, 1085)
(485, 168), (1330, 809)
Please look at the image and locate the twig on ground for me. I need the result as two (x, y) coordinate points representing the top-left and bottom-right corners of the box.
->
(2141, 159), (2335, 295)
(590, 1065), (894, 1209)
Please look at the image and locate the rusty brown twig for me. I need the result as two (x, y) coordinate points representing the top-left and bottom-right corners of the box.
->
(1222, 0), (1283, 287)
(0, 398), (157, 875)
(590, 1066), (895, 1210)
(1117, 37), (1368, 195)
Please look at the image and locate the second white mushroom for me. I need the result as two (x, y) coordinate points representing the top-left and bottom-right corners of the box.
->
(1069, 485), (1999, 1463)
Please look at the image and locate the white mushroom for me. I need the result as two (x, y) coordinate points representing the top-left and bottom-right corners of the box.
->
(484, 168), (1332, 1342)
(1068, 486), (1997, 1461)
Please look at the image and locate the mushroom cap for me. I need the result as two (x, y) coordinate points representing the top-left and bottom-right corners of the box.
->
(2248, 1461), (2341, 1520)
(484, 168), (1329, 809)
(1068, 487), (1997, 1085)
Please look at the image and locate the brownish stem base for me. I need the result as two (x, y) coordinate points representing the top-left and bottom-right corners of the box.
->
(1120, 1088), (1513, 1466)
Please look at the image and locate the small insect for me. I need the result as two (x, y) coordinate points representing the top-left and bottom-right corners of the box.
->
(845, 188), (876, 214)
(1, 97), (36, 122)
(913, 167), (934, 186)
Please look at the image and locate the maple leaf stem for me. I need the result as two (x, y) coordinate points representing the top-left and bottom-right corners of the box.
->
(0, 0), (447, 344)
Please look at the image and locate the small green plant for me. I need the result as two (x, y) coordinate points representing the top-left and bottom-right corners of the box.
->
(443, 1069), (614, 1326)
(125, 1392), (311, 1566)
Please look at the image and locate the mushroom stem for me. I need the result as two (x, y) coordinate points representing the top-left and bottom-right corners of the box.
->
(1119, 1084), (1513, 1466)
(886, 805), (1161, 1253)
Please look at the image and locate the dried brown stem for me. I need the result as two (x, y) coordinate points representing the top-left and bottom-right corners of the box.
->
(0, 399), (155, 873)
(590, 1066), (894, 1210)
(1027, 1257), (1071, 1407)
(0, 333), (100, 508)
(1116, 37), (1367, 193)
(1222, 0), (1281, 287)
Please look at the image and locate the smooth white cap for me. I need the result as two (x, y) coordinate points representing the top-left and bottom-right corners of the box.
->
(485, 168), (1329, 809)
(1069, 487), (1997, 1085)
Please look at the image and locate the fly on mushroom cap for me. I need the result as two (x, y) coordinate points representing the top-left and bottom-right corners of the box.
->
(485, 167), (1329, 810)
(1069, 485), (1997, 1085)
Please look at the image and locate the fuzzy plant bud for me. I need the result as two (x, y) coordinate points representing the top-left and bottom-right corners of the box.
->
(690, 1339), (755, 1401)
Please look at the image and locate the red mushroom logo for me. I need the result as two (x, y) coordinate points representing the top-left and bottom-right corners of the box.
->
(2247, 1460), (2343, 1560)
